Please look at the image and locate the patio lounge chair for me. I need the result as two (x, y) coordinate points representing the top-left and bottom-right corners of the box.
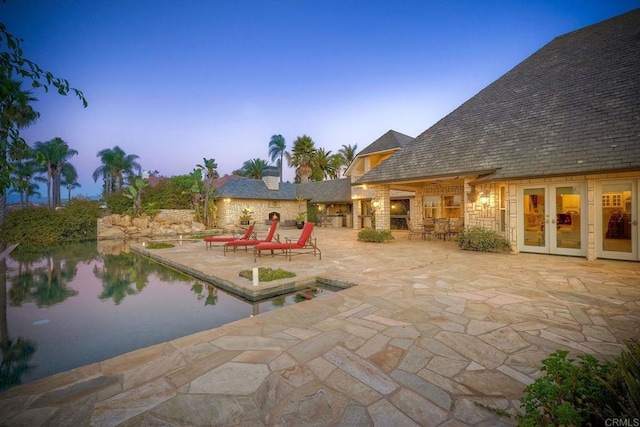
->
(223, 220), (279, 256)
(203, 222), (255, 250)
(254, 222), (321, 261)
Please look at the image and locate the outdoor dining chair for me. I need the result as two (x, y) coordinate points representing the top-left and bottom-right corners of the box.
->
(434, 218), (450, 240)
(406, 218), (427, 240)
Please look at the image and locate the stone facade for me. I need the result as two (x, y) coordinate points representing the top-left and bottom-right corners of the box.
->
(216, 198), (304, 228)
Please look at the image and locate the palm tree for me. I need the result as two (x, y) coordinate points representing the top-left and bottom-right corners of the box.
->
(236, 158), (269, 179)
(338, 143), (358, 176)
(287, 135), (316, 183)
(311, 148), (341, 181)
(268, 134), (287, 183)
(0, 77), (39, 222)
(92, 146), (141, 197)
(329, 153), (344, 180)
(33, 138), (78, 207)
(8, 140), (38, 207)
(60, 163), (80, 202)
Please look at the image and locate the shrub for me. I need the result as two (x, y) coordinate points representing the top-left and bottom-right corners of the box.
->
(146, 242), (174, 249)
(105, 176), (193, 215)
(239, 267), (296, 282)
(357, 229), (394, 243)
(518, 340), (640, 426)
(455, 226), (510, 252)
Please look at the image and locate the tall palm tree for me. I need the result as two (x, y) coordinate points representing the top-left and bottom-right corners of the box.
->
(61, 163), (80, 202)
(338, 143), (358, 176)
(92, 146), (141, 197)
(268, 134), (287, 183)
(287, 135), (316, 183)
(236, 158), (269, 179)
(33, 138), (78, 207)
(311, 148), (340, 181)
(0, 77), (39, 222)
(329, 153), (344, 180)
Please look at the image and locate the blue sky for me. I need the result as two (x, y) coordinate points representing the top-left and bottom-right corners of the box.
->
(4, 0), (639, 198)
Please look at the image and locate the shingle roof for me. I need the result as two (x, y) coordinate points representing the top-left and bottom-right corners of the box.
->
(297, 178), (352, 204)
(358, 9), (640, 185)
(357, 130), (415, 157)
(215, 176), (297, 200)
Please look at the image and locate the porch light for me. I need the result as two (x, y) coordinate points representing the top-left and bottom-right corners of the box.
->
(224, 198), (231, 204)
(479, 194), (489, 206)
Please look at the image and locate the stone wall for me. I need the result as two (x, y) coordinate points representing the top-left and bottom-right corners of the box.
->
(216, 199), (303, 228)
(98, 209), (206, 240)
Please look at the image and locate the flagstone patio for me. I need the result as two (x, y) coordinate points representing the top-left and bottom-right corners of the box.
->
(1, 227), (639, 426)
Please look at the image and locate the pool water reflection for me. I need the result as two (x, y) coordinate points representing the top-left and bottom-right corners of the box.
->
(0, 241), (332, 391)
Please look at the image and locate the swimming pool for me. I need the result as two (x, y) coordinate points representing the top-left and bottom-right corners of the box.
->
(0, 241), (332, 391)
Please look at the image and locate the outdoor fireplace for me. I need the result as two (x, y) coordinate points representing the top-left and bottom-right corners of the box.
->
(268, 212), (280, 222)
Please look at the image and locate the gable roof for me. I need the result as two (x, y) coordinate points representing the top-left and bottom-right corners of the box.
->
(356, 130), (415, 157)
(297, 178), (352, 204)
(358, 9), (640, 185)
(215, 176), (297, 200)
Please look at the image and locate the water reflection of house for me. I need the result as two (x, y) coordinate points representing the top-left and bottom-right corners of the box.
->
(352, 10), (640, 261)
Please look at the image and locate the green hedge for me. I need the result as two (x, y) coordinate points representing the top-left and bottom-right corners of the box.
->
(0, 200), (101, 246)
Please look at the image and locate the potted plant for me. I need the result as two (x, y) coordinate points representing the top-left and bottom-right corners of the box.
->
(295, 211), (307, 229)
(239, 208), (253, 225)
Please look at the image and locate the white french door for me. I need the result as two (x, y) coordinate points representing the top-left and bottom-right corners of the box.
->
(596, 180), (638, 261)
(518, 183), (587, 257)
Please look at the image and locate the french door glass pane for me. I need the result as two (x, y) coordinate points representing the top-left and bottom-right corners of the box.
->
(523, 188), (545, 247)
(424, 196), (440, 218)
(602, 183), (632, 253)
(555, 186), (581, 250)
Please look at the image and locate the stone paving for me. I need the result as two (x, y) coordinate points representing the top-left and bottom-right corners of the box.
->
(1, 227), (639, 426)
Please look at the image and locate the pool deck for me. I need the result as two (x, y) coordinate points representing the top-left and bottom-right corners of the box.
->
(1, 227), (639, 426)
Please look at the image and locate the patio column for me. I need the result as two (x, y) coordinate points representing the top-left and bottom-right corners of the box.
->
(373, 185), (391, 231)
(412, 188), (425, 225)
(352, 199), (362, 230)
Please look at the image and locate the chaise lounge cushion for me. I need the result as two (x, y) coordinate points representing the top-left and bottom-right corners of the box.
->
(204, 222), (255, 249)
(254, 222), (320, 261)
(223, 221), (278, 255)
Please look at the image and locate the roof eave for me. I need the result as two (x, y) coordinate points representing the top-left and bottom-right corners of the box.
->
(354, 169), (499, 186)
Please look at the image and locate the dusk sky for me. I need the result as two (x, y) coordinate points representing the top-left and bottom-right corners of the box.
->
(4, 1), (639, 198)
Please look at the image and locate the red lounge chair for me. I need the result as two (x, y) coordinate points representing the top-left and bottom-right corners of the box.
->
(223, 220), (279, 256)
(203, 222), (255, 250)
(254, 222), (321, 261)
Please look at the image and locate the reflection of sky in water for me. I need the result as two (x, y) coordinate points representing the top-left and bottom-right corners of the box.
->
(4, 252), (330, 387)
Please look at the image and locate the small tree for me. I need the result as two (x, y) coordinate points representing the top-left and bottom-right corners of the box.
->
(123, 177), (148, 215)
(196, 158), (218, 227)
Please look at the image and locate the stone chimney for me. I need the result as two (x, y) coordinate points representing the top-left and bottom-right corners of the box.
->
(262, 166), (280, 191)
